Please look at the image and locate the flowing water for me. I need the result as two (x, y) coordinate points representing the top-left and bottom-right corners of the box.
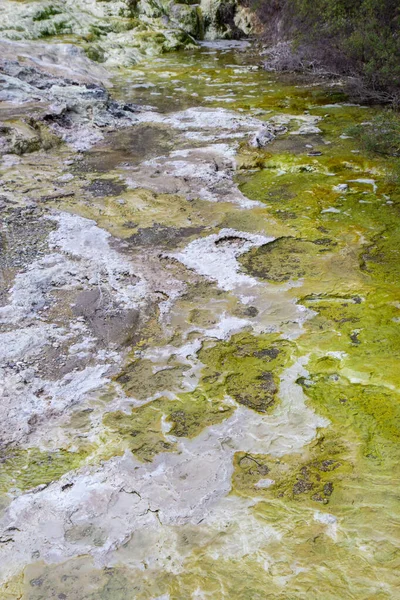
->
(1, 41), (400, 598)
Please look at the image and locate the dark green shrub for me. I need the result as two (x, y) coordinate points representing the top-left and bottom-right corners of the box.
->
(346, 110), (400, 181)
(347, 111), (400, 157)
(242, 0), (400, 95)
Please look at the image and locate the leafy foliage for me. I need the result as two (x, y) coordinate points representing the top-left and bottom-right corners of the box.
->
(347, 111), (400, 157)
(347, 110), (400, 180)
(243, 0), (400, 94)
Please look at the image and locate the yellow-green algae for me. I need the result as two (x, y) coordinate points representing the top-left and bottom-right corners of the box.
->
(198, 333), (294, 413)
(103, 333), (293, 461)
(0, 571), (24, 600)
(299, 292), (400, 389)
(103, 389), (234, 462)
(232, 431), (352, 505)
(1, 44), (400, 598)
(0, 447), (90, 494)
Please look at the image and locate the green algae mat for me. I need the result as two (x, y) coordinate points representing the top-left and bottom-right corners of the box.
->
(0, 42), (399, 599)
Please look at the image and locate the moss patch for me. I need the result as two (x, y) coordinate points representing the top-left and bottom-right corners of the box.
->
(300, 373), (400, 462)
(0, 447), (89, 494)
(103, 389), (234, 462)
(232, 431), (352, 506)
(199, 333), (294, 413)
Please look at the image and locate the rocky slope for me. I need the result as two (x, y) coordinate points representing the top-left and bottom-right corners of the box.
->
(0, 0), (255, 66)
(0, 1), (255, 155)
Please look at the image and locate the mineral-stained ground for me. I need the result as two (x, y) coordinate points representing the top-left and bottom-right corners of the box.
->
(0, 3), (399, 598)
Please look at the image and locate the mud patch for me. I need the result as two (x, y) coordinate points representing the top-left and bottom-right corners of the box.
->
(72, 288), (141, 347)
(72, 124), (174, 174)
(84, 178), (127, 198)
(127, 224), (205, 249)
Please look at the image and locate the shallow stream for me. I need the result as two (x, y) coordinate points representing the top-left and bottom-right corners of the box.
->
(1, 41), (399, 598)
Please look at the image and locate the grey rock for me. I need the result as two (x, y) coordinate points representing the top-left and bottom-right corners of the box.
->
(250, 125), (276, 148)
(249, 123), (287, 148)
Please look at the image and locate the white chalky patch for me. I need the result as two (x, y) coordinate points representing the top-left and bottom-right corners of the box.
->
(348, 178), (377, 193)
(135, 107), (262, 136)
(172, 229), (273, 291)
(255, 478), (275, 489)
(49, 212), (147, 308)
(314, 511), (338, 540)
(0, 358), (327, 581)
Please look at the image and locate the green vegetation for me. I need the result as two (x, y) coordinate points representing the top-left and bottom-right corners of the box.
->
(347, 111), (400, 157)
(346, 110), (400, 181)
(84, 44), (106, 63)
(37, 20), (72, 37)
(243, 0), (400, 98)
(0, 447), (89, 493)
(124, 0), (139, 18)
(199, 333), (294, 413)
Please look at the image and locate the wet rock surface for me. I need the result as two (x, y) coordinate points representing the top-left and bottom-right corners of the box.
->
(0, 50), (153, 153)
(0, 0), (254, 69)
(0, 31), (400, 600)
